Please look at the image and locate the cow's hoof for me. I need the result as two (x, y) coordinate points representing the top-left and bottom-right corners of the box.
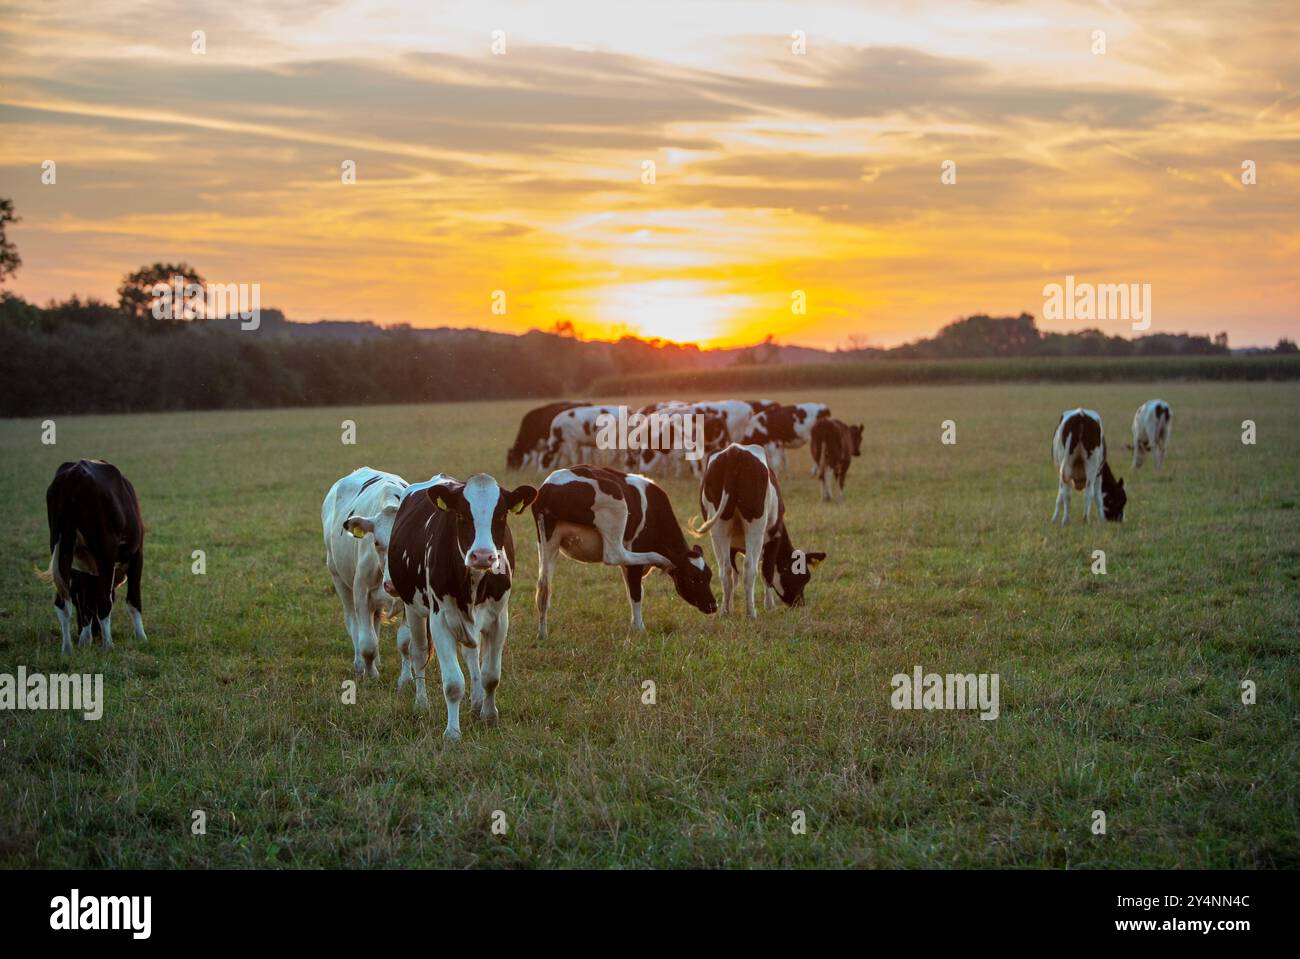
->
(102, 639), (114, 651)
(134, 631), (148, 643)
(415, 695), (430, 711)
(479, 710), (499, 727)
(470, 700), (484, 719)
(442, 728), (461, 741)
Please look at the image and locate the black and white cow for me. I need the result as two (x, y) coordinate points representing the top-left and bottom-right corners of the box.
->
(1130, 399), (1172, 469)
(693, 444), (825, 618)
(540, 404), (621, 470)
(742, 402), (831, 472)
(325, 467), (408, 678)
(532, 466), (716, 639)
(1051, 409), (1127, 524)
(809, 418), (863, 501)
(507, 401), (588, 470)
(378, 473), (537, 738)
(40, 459), (147, 655)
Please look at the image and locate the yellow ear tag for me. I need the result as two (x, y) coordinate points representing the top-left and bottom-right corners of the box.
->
(511, 500), (526, 514)
(435, 497), (448, 511)
(350, 526), (366, 539)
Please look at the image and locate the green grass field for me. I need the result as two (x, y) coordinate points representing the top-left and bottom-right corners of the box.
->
(1, 382), (1297, 868)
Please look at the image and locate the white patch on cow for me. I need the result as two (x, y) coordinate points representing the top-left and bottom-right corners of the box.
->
(463, 474), (504, 567)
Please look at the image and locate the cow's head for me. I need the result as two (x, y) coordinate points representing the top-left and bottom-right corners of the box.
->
(341, 495), (403, 558)
(769, 545), (826, 606)
(427, 474), (537, 571)
(506, 446), (524, 471)
(666, 545), (717, 614)
(1101, 465), (1127, 522)
(850, 424), (864, 456)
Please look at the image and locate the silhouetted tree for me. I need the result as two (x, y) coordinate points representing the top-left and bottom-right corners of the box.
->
(118, 262), (205, 321)
(0, 198), (20, 283)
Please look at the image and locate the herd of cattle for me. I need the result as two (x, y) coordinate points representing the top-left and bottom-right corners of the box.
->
(37, 396), (1171, 739)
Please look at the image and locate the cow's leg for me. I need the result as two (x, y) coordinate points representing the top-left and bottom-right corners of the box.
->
(622, 564), (648, 631)
(764, 585), (776, 610)
(54, 594), (73, 656)
(742, 522), (765, 619)
(836, 466), (848, 498)
(125, 549), (146, 642)
(93, 565), (115, 650)
(430, 614), (466, 739)
(1132, 424), (1144, 468)
(462, 627), (483, 718)
(331, 574), (359, 669)
(535, 519), (559, 642)
(352, 589), (379, 678)
(395, 621), (413, 689)
(592, 500), (669, 569)
(477, 606), (508, 726)
(710, 526), (734, 614)
(405, 606), (431, 708)
(1052, 477), (1070, 525)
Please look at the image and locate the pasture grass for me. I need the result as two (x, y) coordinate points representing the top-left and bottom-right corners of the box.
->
(1, 382), (1296, 868)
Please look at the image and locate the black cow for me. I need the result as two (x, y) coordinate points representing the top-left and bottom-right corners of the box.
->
(810, 418), (864, 501)
(366, 473), (536, 738)
(532, 465), (716, 639)
(506, 401), (589, 470)
(40, 459), (147, 655)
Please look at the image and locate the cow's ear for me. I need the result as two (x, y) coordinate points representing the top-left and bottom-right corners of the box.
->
(426, 483), (461, 512)
(343, 516), (375, 539)
(806, 551), (827, 568)
(504, 484), (538, 515)
(1118, 478), (1125, 488)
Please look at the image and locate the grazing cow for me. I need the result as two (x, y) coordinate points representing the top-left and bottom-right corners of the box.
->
(39, 459), (147, 655)
(692, 444), (825, 618)
(382, 473), (537, 738)
(532, 466), (716, 639)
(1130, 399), (1172, 469)
(325, 467), (408, 678)
(810, 418), (864, 501)
(742, 402), (831, 472)
(506, 401), (588, 470)
(1051, 409), (1127, 524)
(540, 404), (621, 470)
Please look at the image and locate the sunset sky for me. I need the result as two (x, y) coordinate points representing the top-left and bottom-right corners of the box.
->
(0, 0), (1296, 348)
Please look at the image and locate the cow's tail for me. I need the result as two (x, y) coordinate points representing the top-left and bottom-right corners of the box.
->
(34, 554), (55, 583)
(689, 489), (730, 537)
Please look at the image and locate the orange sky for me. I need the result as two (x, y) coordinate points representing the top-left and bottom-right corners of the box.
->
(1, 0), (1297, 348)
